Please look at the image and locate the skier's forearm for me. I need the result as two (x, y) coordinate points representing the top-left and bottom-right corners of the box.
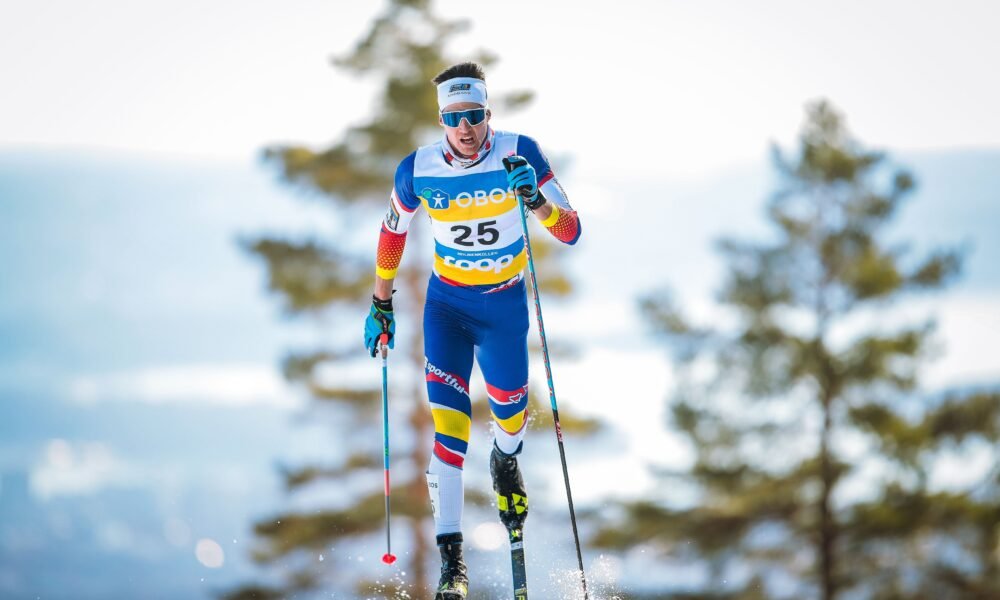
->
(374, 275), (394, 301)
(530, 202), (553, 221)
(534, 176), (582, 245)
(538, 203), (582, 245)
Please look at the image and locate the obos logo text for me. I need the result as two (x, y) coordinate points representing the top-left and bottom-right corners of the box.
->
(421, 187), (512, 210)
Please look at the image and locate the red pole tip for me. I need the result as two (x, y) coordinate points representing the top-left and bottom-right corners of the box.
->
(382, 553), (397, 565)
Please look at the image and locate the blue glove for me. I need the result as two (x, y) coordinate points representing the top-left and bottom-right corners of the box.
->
(505, 156), (545, 210)
(364, 295), (395, 357)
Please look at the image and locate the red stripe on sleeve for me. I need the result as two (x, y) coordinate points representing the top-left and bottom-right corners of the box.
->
(376, 225), (407, 274)
(546, 209), (581, 244)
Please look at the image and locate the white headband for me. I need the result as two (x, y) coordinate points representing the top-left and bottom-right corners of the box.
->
(436, 77), (488, 111)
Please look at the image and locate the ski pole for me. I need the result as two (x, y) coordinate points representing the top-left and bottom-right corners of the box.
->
(379, 333), (397, 565)
(503, 156), (589, 599)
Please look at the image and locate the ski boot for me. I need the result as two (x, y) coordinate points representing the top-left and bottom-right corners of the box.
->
(435, 532), (469, 599)
(490, 442), (528, 531)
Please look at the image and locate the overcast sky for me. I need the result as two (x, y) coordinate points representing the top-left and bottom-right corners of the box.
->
(2, 0), (999, 178)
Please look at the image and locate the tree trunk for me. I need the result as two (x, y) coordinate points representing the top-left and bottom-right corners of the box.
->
(818, 392), (837, 600)
(814, 197), (838, 600)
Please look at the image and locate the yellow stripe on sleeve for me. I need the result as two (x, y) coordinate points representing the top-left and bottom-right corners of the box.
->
(539, 204), (561, 227)
(376, 266), (398, 279)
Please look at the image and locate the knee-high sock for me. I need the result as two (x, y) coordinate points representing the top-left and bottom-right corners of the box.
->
(427, 454), (463, 535)
(493, 420), (527, 456)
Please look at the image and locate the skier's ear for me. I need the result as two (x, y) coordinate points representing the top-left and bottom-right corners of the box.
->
(438, 114), (444, 127)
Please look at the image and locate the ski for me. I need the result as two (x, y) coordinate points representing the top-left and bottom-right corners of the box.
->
(508, 527), (528, 600)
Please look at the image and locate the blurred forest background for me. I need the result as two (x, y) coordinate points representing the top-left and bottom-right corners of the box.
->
(2, 0), (999, 599)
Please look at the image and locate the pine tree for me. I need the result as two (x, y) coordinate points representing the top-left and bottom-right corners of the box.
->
(222, 1), (593, 597)
(594, 101), (1000, 599)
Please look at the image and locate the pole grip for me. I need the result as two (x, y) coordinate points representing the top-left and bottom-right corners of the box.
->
(502, 155), (532, 198)
(379, 333), (389, 358)
(502, 154), (526, 173)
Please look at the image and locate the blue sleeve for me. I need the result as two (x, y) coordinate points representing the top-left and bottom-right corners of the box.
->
(393, 152), (420, 210)
(516, 135), (553, 183)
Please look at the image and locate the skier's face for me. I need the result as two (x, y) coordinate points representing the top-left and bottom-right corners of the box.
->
(439, 101), (491, 158)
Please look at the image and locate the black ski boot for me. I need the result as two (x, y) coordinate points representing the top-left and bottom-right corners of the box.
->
(435, 532), (469, 599)
(490, 442), (528, 530)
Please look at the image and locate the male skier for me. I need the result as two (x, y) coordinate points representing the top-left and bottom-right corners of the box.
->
(363, 62), (582, 599)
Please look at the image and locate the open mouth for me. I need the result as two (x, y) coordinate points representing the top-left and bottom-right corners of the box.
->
(459, 135), (475, 146)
